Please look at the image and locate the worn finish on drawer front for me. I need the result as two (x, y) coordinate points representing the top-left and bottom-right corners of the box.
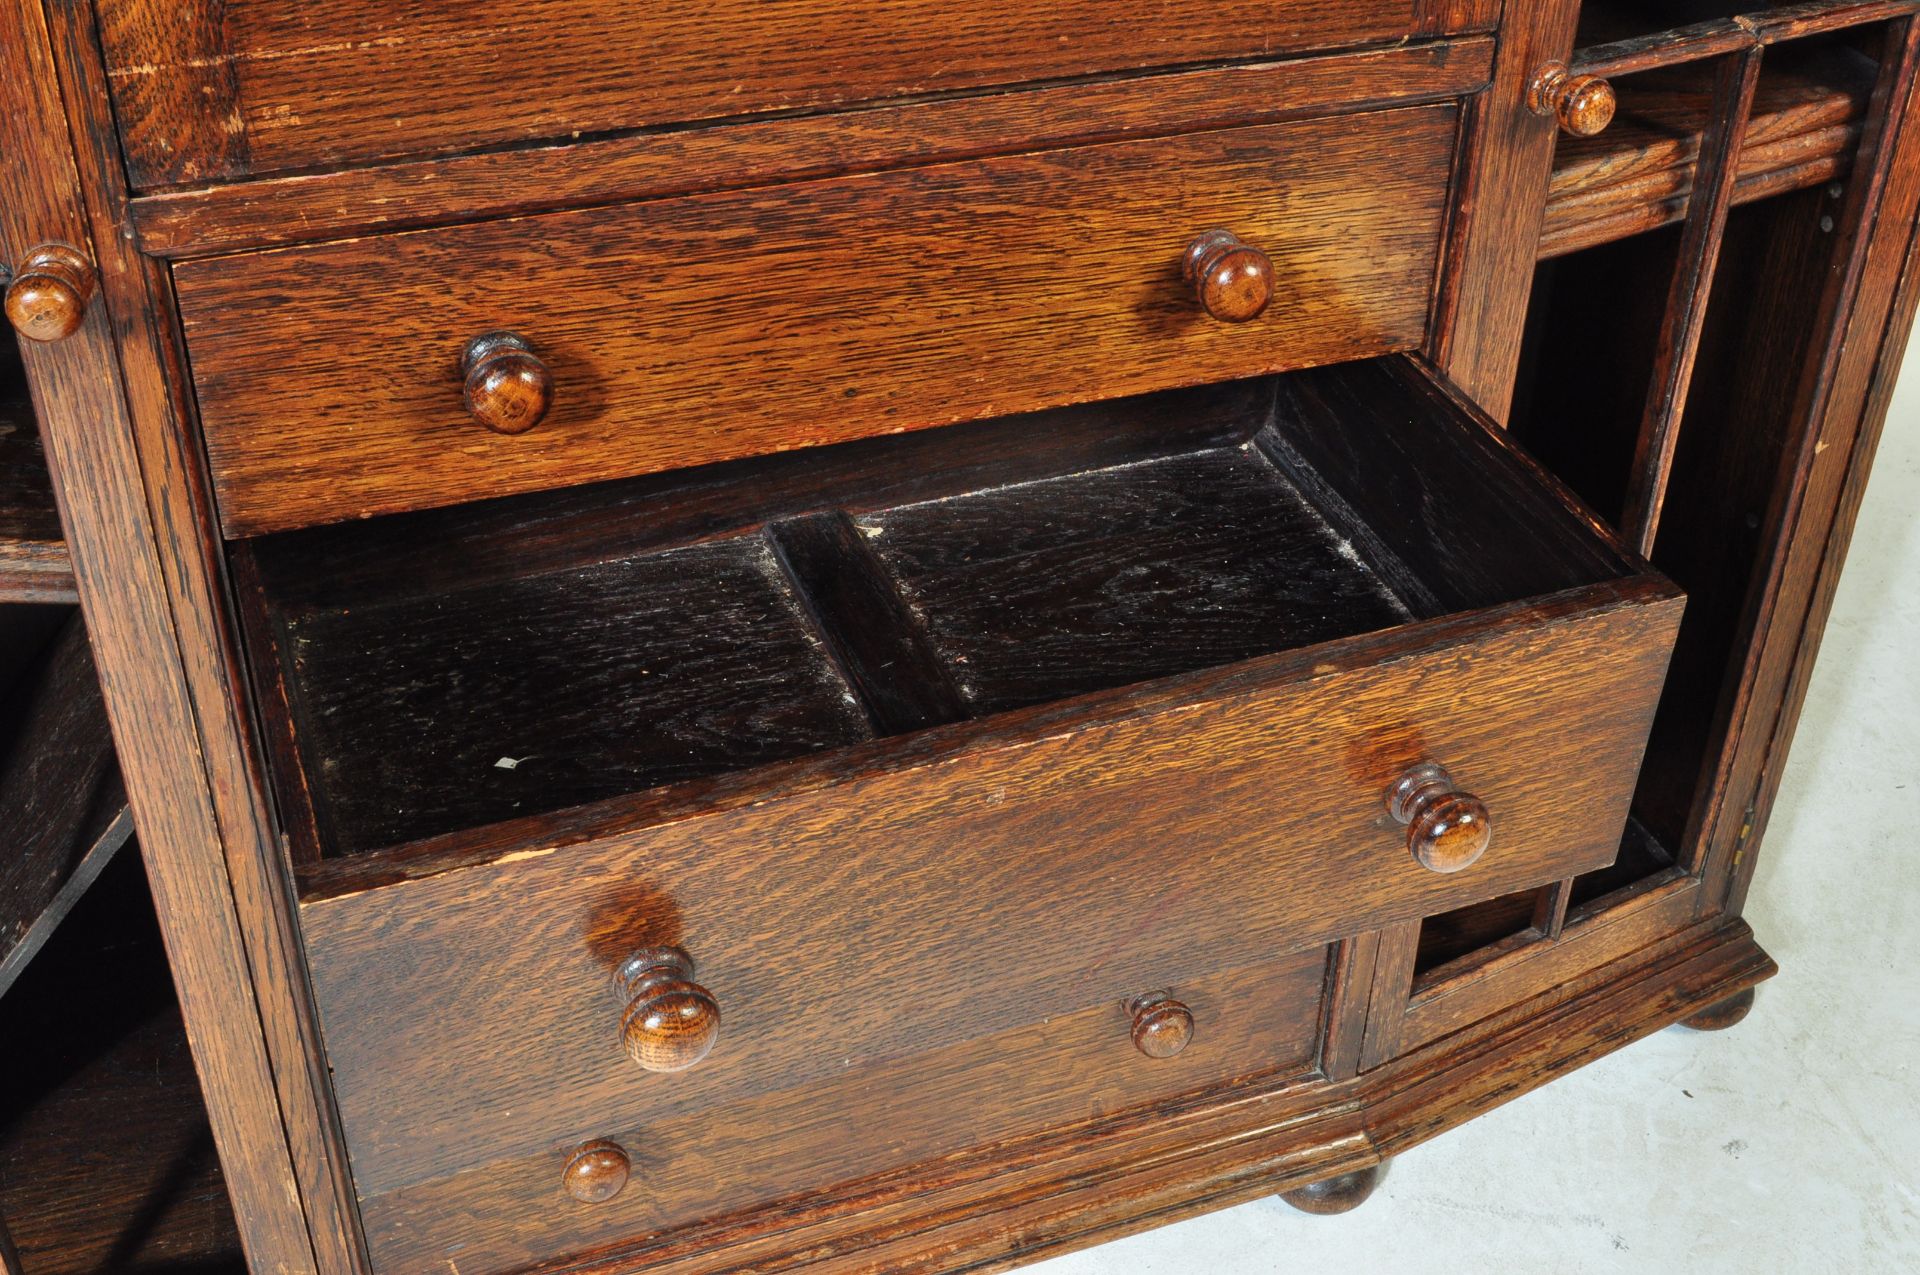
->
(176, 107), (1459, 536)
(354, 950), (1330, 1274)
(299, 579), (1682, 1263)
(96, 0), (1493, 188)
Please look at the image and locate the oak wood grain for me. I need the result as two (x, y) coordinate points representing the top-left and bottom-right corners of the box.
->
(1428, 0), (1585, 420)
(125, 39), (1493, 262)
(39, 0), (376, 1260)
(351, 950), (1330, 1274)
(95, 0), (1482, 189)
(178, 107), (1459, 535)
(1542, 42), (1876, 259)
(300, 575), (1679, 1214)
(340, 919), (1771, 1275)
(0, 2), (334, 1268)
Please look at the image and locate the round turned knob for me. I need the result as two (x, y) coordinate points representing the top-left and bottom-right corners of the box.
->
(562, 1139), (630, 1203)
(613, 946), (719, 1073)
(4, 244), (97, 343)
(1386, 763), (1492, 874)
(461, 332), (553, 434)
(1127, 992), (1195, 1060)
(1182, 230), (1275, 324)
(1528, 65), (1616, 138)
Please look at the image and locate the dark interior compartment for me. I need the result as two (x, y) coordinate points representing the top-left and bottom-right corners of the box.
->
(1576, 0), (1761, 47)
(1511, 186), (1843, 904)
(0, 849), (245, 1274)
(0, 334), (74, 605)
(234, 357), (1639, 864)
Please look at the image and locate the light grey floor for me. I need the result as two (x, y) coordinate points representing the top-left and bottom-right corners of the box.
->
(1032, 361), (1920, 1274)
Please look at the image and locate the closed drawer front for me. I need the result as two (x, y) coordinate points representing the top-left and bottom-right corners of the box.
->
(341, 948), (1333, 1273)
(178, 105), (1460, 536)
(300, 582), (1681, 1273)
(98, 0), (1492, 187)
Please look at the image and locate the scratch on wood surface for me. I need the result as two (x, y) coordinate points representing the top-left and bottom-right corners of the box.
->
(493, 847), (560, 866)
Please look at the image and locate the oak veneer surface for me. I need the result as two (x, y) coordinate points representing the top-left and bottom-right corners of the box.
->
(351, 950), (1331, 1273)
(94, 0), (1487, 189)
(299, 581), (1678, 1270)
(177, 107), (1458, 535)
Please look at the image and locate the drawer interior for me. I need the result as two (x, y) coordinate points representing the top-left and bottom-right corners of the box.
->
(234, 356), (1640, 867)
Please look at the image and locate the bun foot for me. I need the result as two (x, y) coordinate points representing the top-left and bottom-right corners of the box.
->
(1679, 987), (1756, 1032)
(1278, 1161), (1387, 1215)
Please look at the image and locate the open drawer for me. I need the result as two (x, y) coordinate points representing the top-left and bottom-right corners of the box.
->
(241, 356), (1683, 1271)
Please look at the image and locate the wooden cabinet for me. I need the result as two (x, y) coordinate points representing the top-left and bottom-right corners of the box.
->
(2, 1), (1915, 1272)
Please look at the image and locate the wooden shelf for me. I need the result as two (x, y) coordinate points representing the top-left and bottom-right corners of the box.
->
(0, 339), (74, 606)
(0, 850), (244, 1274)
(0, 614), (133, 999)
(1541, 42), (1875, 258)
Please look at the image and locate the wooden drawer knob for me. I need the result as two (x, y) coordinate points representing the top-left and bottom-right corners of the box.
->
(614, 946), (719, 1073)
(1127, 992), (1194, 1059)
(1182, 230), (1275, 323)
(461, 332), (553, 434)
(4, 244), (97, 343)
(1386, 763), (1492, 874)
(1529, 65), (1616, 137)
(563, 1139), (630, 1203)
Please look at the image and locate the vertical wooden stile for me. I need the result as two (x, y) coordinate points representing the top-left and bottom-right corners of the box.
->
(1620, 49), (1766, 555)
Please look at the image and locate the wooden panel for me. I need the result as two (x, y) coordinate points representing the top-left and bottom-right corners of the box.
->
(94, 0), (1475, 188)
(1706, 17), (1920, 908)
(353, 949), (1329, 1274)
(1260, 359), (1632, 614)
(125, 40), (1493, 261)
(0, 0), (328, 1269)
(176, 107), (1459, 536)
(1396, 873), (1702, 1054)
(300, 575), (1681, 1211)
(1429, 0), (1585, 420)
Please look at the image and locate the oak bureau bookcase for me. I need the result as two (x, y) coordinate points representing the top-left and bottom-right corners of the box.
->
(1, 0), (1914, 1270)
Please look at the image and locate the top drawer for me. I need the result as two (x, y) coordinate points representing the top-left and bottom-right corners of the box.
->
(179, 103), (1461, 536)
(96, 0), (1494, 188)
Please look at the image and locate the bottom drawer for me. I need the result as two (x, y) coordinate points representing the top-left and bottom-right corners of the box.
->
(265, 357), (1685, 1273)
(348, 947), (1331, 1271)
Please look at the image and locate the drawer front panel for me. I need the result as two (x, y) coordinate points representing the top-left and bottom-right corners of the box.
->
(99, 1), (1486, 188)
(177, 106), (1459, 536)
(350, 949), (1330, 1274)
(300, 583), (1683, 1240)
